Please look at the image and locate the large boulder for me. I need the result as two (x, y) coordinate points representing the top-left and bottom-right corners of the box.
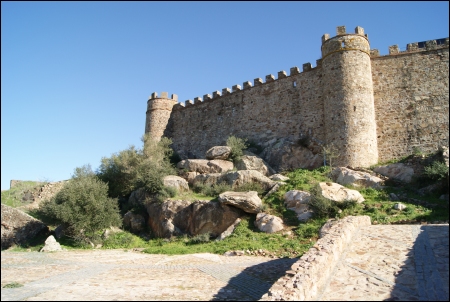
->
(318, 182), (365, 203)
(205, 146), (232, 160)
(254, 213), (284, 233)
(146, 199), (244, 238)
(40, 235), (63, 252)
(192, 173), (223, 187)
(179, 171), (199, 186)
(331, 167), (384, 189)
(215, 218), (241, 241)
(123, 211), (146, 233)
(260, 138), (323, 172)
(163, 175), (189, 192)
(269, 174), (290, 181)
(220, 170), (277, 191)
(177, 159), (233, 174)
(1, 204), (48, 250)
(235, 153), (275, 176)
(284, 190), (314, 222)
(373, 163), (414, 183)
(218, 191), (262, 214)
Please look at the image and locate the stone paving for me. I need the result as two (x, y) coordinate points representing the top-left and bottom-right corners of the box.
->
(1, 223), (448, 301)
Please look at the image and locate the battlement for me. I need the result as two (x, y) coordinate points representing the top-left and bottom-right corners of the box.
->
(174, 63), (320, 109)
(370, 37), (449, 57)
(148, 92), (178, 101)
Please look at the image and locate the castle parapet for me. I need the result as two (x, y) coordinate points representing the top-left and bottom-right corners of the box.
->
(145, 92), (178, 140)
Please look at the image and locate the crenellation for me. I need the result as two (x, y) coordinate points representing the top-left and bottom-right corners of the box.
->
(302, 63), (312, 72)
(146, 25), (448, 168)
(355, 26), (364, 35)
(370, 49), (380, 57)
(212, 91), (221, 98)
(203, 94), (212, 101)
(243, 81), (252, 89)
(278, 71), (287, 79)
(389, 45), (400, 54)
(290, 66), (300, 75)
(337, 25), (346, 35)
(265, 74), (275, 82)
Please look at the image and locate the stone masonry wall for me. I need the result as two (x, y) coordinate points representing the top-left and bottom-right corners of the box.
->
(147, 27), (449, 168)
(168, 66), (325, 160)
(371, 46), (449, 162)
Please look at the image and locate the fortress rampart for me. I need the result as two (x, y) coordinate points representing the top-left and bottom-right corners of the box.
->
(145, 26), (449, 170)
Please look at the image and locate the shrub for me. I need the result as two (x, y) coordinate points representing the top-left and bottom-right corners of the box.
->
(190, 232), (211, 243)
(226, 135), (249, 162)
(308, 184), (340, 218)
(193, 182), (232, 197)
(97, 135), (176, 198)
(155, 186), (178, 203)
(424, 161), (448, 181)
(39, 165), (122, 243)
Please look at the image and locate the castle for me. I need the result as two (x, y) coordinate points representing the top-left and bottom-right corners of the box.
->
(145, 25), (449, 171)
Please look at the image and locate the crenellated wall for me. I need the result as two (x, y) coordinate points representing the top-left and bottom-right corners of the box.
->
(146, 26), (449, 170)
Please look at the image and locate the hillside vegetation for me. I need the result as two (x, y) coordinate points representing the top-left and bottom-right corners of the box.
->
(1, 136), (448, 258)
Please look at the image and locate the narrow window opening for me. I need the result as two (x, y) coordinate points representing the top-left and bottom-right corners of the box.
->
(341, 41), (345, 47)
(293, 81), (297, 87)
(354, 106), (356, 111)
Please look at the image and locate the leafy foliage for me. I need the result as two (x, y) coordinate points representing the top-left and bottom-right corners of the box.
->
(226, 135), (249, 162)
(96, 135), (176, 198)
(38, 165), (122, 243)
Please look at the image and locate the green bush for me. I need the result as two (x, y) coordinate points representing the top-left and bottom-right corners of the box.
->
(424, 161), (448, 181)
(39, 166), (122, 243)
(226, 135), (248, 162)
(308, 184), (340, 218)
(155, 186), (178, 203)
(97, 135), (176, 198)
(193, 182), (232, 197)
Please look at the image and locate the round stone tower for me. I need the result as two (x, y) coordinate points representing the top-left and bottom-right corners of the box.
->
(321, 26), (378, 167)
(145, 92), (178, 141)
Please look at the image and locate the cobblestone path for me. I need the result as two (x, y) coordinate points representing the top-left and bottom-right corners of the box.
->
(317, 224), (449, 301)
(1, 224), (448, 301)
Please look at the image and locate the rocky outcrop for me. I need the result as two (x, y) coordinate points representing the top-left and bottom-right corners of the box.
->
(319, 182), (365, 203)
(163, 175), (189, 192)
(269, 174), (290, 181)
(331, 167), (384, 189)
(218, 191), (262, 214)
(254, 213), (284, 233)
(215, 218), (241, 241)
(373, 163), (414, 183)
(146, 199), (245, 238)
(193, 170), (277, 191)
(205, 146), (232, 160)
(284, 190), (314, 222)
(1, 204), (48, 250)
(177, 159), (233, 174)
(40, 235), (63, 252)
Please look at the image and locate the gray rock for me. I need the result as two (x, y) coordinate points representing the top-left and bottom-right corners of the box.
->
(40, 235), (63, 252)
(1, 204), (48, 250)
(331, 167), (384, 189)
(163, 175), (189, 192)
(394, 203), (407, 211)
(216, 218), (241, 241)
(389, 193), (400, 201)
(269, 174), (290, 181)
(235, 154), (275, 176)
(177, 159), (233, 174)
(284, 190), (314, 222)
(319, 182), (365, 203)
(254, 213), (284, 233)
(205, 146), (232, 160)
(123, 211), (146, 233)
(218, 191), (262, 214)
(374, 163), (414, 183)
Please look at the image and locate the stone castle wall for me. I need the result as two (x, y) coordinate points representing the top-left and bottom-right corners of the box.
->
(145, 26), (449, 169)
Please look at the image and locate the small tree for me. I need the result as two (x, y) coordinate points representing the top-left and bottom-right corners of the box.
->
(226, 135), (248, 162)
(321, 143), (340, 171)
(39, 165), (122, 243)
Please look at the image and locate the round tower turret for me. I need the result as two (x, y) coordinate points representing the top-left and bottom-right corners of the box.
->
(321, 26), (378, 167)
(145, 92), (178, 141)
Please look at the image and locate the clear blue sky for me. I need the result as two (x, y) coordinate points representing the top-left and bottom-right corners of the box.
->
(1, 1), (449, 190)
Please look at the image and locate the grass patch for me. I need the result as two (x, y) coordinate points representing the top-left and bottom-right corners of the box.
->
(2, 282), (24, 288)
(1, 181), (47, 208)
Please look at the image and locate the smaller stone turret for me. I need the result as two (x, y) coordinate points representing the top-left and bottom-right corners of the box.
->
(145, 92), (178, 141)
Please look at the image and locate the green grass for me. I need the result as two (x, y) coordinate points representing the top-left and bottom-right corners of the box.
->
(1, 181), (47, 208)
(2, 282), (23, 288)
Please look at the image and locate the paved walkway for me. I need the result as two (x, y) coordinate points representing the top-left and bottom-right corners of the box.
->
(1, 224), (448, 301)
